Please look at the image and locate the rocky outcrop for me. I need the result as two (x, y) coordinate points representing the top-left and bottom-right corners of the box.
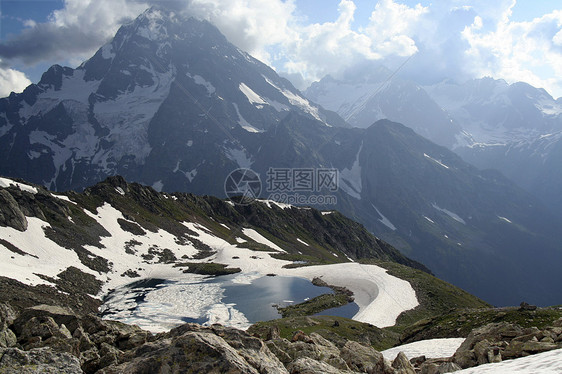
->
(452, 321), (562, 369)
(2, 301), (562, 374)
(0, 189), (28, 231)
(0, 347), (82, 373)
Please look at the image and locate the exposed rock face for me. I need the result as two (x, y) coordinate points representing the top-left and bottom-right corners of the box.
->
(452, 322), (562, 369)
(0, 347), (82, 373)
(0, 189), (27, 231)
(391, 351), (415, 374)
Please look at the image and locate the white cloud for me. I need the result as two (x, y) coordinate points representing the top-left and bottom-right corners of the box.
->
(1, 0), (561, 97)
(0, 0), (148, 65)
(363, 0), (427, 56)
(0, 67), (32, 97)
(462, 8), (562, 97)
(181, 0), (298, 65)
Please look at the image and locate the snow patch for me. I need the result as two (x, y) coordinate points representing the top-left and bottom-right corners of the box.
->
(0, 218), (97, 287)
(340, 142), (363, 199)
(259, 200), (293, 209)
(242, 228), (285, 252)
(498, 216), (513, 223)
(232, 103), (263, 133)
(456, 348), (562, 373)
(0, 177), (38, 194)
(423, 216), (435, 224)
(382, 338), (465, 361)
(152, 180), (163, 192)
(187, 73), (215, 96)
(432, 203), (466, 224)
(101, 43), (115, 60)
(372, 204), (397, 231)
(297, 238), (310, 246)
(424, 153), (450, 169)
(225, 147), (253, 168)
(239, 83), (267, 106)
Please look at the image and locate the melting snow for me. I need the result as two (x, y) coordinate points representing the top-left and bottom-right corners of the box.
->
(0, 218), (97, 287)
(259, 200), (293, 209)
(296, 238), (310, 246)
(187, 73), (215, 96)
(239, 83), (267, 106)
(423, 216), (435, 224)
(0, 177), (38, 194)
(432, 203), (466, 224)
(340, 142), (363, 199)
(232, 103), (263, 133)
(101, 43), (115, 60)
(225, 147), (253, 168)
(424, 153), (450, 169)
(152, 180), (163, 192)
(242, 228), (285, 252)
(382, 338), (465, 361)
(372, 204), (397, 231)
(456, 348), (562, 373)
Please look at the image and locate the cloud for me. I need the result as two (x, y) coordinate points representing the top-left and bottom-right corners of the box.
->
(0, 67), (32, 97)
(462, 8), (562, 97)
(0, 0), (148, 65)
(1, 0), (561, 97)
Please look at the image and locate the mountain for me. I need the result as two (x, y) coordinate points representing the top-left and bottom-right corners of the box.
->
(305, 70), (464, 148)
(1, 7), (561, 307)
(426, 78), (562, 216)
(247, 118), (562, 306)
(2, 176), (562, 374)
(0, 6), (346, 194)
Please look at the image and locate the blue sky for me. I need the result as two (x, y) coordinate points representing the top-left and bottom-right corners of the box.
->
(0, 0), (561, 98)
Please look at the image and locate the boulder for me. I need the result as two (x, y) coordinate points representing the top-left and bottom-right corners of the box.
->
(99, 331), (280, 374)
(519, 302), (537, 311)
(436, 362), (462, 373)
(0, 189), (28, 231)
(0, 347), (82, 373)
(392, 351), (416, 374)
(286, 357), (354, 374)
(339, 340), (394, 374)
(14, 304), (79, 336)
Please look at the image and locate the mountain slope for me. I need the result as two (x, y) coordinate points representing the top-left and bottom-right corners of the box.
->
(0, 6), (346, 193)
(0, 7), (561, 307)
(245, 117), (562, 306)
(305, 72), (463, 148)
(427, 78), (562, 216)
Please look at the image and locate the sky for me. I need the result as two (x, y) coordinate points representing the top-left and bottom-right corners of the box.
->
(0, 0), (561, 98)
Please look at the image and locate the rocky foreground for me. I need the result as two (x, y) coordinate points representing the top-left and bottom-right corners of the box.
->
(1, 301), (562, 373)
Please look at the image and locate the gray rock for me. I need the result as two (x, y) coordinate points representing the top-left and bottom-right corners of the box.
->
(0, 190), (28, 231)
(0, 326), (17, 348)
(100, 331), (266, 374)
(392, 351), (416, 374)
(286, 357), (354, 374)
(14, 304), (79, 336)
(340, 340), (394, 374)
(0, 347), (82, 373)
(436, 362), (462, 373)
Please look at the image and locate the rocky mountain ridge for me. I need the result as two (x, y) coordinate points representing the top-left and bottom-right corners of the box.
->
(1, 6), (561, 307)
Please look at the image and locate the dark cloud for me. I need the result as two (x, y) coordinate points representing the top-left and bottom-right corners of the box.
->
(0, 23), (111, 65)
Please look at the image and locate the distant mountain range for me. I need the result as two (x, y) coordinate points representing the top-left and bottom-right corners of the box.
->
(307, 71), (562, 217)
(1, 6), (561, 306)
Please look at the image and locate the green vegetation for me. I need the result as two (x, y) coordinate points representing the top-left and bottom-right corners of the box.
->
(359, 260), (490, 335)
(248, 316), (399, 351)
(400, 307), (562, 343)
(236, 241), (274, 252)
(277, 293), (352, 318)
(174, 262), (241, 276)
